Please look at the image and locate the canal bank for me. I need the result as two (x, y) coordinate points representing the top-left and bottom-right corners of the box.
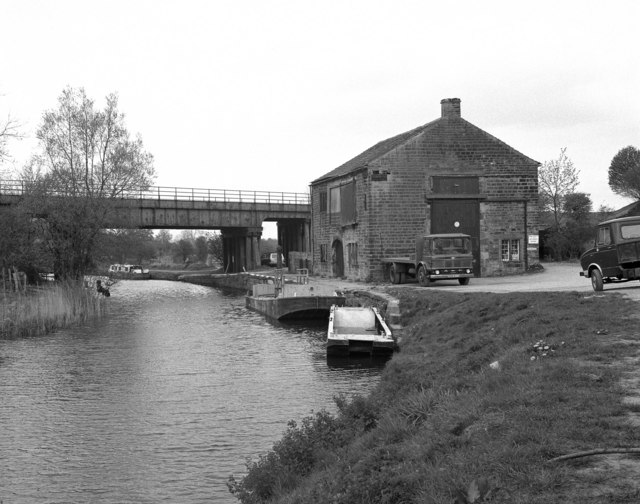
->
(165, 269), (403, 330)
(229, 285), (640, 504)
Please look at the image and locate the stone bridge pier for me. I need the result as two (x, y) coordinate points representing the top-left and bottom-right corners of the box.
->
(277, 219), (310, 264)
(221, 227), (262, 273)
(221, 219), (310, 273)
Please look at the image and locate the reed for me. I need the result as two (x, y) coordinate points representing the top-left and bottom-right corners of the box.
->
(0, 282), (104, 338)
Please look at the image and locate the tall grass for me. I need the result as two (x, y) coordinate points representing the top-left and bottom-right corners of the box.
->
(0, 282), (104, 338)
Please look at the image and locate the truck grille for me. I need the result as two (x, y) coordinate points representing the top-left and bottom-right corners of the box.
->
(433, 258), (470, 269)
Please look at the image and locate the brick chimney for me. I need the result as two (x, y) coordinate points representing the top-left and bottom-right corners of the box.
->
(440, 98), (461, 118)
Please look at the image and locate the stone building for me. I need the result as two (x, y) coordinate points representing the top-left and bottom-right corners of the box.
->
(309, 98), (540, 281)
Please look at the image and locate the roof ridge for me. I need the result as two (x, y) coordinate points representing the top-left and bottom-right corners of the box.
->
(311, 118), (439, 184)
(458, 117), (540, 166)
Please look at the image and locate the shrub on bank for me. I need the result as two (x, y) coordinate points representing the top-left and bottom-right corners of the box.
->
(230, 290), (640, 503)
(0, 282), (104, 338)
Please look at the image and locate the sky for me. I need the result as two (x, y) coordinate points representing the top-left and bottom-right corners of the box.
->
(1, 0), (639, 237)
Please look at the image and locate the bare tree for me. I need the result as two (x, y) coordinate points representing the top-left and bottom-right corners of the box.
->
(538, 147), (579, 228)
(21, 87), (156, 279)
(36, 87), (155, 197)
(0, 103), (22, 165)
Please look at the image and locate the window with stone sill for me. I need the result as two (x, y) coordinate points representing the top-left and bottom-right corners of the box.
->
(501, 239), (520, 262)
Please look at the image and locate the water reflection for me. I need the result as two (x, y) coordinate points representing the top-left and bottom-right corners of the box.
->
(326, 354), (391, 370)
(0, 280), (385, 504)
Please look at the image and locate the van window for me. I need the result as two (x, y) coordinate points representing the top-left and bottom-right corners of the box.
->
(620, 223), (640, 240)
(597, 226), (611, 245)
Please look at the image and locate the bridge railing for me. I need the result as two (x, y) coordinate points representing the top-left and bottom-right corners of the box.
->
(0, 180), (310, 205)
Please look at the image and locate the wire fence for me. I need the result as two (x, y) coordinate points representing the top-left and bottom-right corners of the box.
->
(0, 180), (310, 205)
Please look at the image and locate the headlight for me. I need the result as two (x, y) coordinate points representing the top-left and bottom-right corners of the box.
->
(466, 269), (471, 274)
(435, 270), (440, 275)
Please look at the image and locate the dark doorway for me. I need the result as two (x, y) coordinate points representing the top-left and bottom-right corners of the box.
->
(431, 200), (481, 276)
(332, 239), (344, 278)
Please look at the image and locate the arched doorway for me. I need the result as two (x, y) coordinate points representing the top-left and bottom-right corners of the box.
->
(332, 239), (344, 278)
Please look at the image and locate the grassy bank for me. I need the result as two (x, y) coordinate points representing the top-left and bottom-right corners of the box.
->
(229, 289), (640, 503)
(1, 282), (104, 338)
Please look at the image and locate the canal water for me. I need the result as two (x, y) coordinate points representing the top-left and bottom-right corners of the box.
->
(0, 280), (385, 503)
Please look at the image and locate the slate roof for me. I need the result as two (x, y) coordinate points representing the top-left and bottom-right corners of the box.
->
(609, 200), (640, 219)
(311, 115), (539, 185)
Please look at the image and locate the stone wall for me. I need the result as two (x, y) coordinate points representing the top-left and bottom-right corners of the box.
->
(310, 112), (539, 282)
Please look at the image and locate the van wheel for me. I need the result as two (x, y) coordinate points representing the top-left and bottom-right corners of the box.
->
(591, 269), (604, 291)
(458, 278), (470, 286)
(417, 266), (432, 286)
(389, 264), (400, 284)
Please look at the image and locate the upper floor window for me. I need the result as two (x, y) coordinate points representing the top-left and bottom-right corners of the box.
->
(329, 180), (356, 225)
(330, 186), (341, 213)
(319, 191), (327, 212)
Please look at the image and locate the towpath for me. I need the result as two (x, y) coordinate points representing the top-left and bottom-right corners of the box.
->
(311, 261), (640, 300)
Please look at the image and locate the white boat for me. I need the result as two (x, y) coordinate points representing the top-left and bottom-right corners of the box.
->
(327, 305), (395, 355)
(108, 264), (150, 280)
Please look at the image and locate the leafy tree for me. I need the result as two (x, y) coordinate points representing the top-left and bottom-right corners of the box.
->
(154, 229), (174, 259)
(0, 206), (46, 281)
(194, 235), (208, 263)
(562, 192), (593, 258)
(21, 87), (155, 279)
(96, 229), (156, 265)
(176, 239), (194, 263)
(608, 146), (640, 200)
(563, 192), (592, 224)
(208, 233), (223, 264)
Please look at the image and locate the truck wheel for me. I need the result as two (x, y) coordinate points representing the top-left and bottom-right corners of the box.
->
(417, 266), (431, 286)
(458, 278), (470, 286)
(389, 264), (400, 284)
(591, 269), (604, 291)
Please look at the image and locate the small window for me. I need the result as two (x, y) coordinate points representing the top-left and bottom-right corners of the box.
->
(319, 192), (327, 212)
(501, 239), (520, 262)
(347, 242), (358, 267)
(319, 244), (328, 263)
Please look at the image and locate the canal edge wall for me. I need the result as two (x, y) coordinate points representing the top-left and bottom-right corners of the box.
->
(171, 272), (404, 333)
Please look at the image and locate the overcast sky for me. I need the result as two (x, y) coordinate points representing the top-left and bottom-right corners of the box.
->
(2, 0), (639, 219)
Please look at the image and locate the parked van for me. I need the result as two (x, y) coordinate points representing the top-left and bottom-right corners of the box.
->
(269, 253), (286, 267)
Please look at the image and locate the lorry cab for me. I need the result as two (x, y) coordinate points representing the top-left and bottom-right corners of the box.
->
(417, 234), (474, 286)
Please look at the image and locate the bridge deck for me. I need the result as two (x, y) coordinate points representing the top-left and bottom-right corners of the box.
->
(0, 180), (309, 205)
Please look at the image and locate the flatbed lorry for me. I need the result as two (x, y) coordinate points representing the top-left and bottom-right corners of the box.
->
(381, 233), (474, 286)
